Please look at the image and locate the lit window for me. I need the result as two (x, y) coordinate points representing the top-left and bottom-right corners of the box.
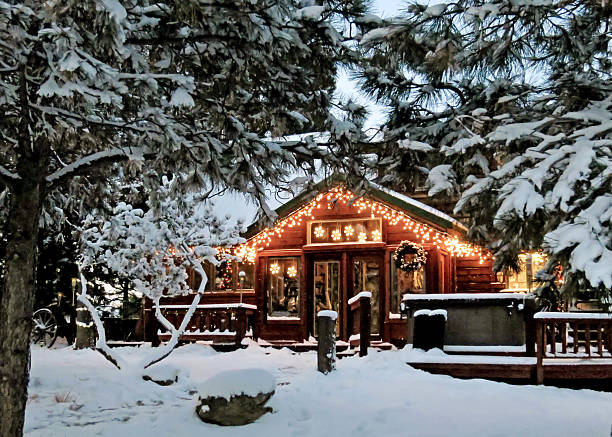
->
(390, 259), (426, 314)
(267, 257), (300, 318)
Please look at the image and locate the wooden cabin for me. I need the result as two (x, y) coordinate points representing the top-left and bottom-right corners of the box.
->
(151, 177), (505, 346)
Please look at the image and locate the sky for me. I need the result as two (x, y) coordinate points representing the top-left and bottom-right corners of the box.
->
(214, 0), (415, 225)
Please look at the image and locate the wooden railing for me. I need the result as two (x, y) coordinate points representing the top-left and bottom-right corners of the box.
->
(534, 312), (612, 384)
(158, 303), (257, 347)
(347, 291), (371, 357)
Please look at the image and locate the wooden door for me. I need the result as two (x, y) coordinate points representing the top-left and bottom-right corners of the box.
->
(349, 253), (384, 336)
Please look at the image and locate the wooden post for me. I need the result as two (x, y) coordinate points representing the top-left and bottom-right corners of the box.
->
(317, 311), (337, 374)
(359, 296), (371, 357)
(235, 307), (247, 347)
(535, 320), (544, 385)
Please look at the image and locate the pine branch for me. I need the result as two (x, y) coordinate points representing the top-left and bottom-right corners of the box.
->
(45, 147), (154, 188)
(0, 164), (20, 188)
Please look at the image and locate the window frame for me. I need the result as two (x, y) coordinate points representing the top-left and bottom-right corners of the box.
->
(265, 256), (302, 320)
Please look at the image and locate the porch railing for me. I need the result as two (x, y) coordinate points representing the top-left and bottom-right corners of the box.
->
(534, 312), (612, 384)
(157, 303), (257, 347)
(347, 291), (371, 357)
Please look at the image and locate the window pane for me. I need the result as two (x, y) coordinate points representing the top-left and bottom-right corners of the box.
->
(237, 261), (254, 290)
(215, 259), (233, 291)
(267, 257), (300, 318)
(310, 219), (381, 244)
(390, 261), (425, 313)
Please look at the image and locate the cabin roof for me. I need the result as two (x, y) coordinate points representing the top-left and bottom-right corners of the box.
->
(245, 175), (467, 239)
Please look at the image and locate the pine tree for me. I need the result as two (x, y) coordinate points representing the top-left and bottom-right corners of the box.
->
(357, 0), (611, 299)
(0, 1), (370, 434)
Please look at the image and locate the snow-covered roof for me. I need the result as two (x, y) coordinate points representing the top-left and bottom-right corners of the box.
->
(370, 182), (467, 231)
(245, 174), (467, 237)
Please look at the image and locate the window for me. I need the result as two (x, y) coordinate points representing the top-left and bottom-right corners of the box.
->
(390, 260), (425, 314)
(308, 218), (382, 244)
(505, 253), (548, 291)
(190, 260), (255, 292)
(266, 257), (300, 318)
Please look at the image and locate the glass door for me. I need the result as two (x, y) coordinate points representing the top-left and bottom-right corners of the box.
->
(352, 256), (381, 335)
(313, 261), (340, 336)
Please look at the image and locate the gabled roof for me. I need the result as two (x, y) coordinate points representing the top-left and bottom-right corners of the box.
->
(245, 174), (467, 238)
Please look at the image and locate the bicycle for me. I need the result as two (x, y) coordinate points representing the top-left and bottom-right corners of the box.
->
(31, 292), (76, 348)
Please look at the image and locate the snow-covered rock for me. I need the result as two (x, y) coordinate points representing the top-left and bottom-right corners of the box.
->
(195, 368), (275, 426)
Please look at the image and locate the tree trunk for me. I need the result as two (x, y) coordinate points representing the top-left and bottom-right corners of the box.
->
(74, 300), (96, 350)
(0, 177), (44, 437)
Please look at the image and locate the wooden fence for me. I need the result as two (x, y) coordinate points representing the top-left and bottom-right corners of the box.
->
(534, 312), (612, 384)
(157, 303), (257, 347)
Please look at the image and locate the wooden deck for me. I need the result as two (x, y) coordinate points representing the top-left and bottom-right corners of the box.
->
(407, 357), (612, 387)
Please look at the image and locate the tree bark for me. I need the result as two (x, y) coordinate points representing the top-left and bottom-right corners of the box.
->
(74, 300), (96, 350)
(0, 177), (44, 437)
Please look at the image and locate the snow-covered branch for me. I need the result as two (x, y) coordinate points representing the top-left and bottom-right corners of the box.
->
(77, 269), (126, 370)
(46, 147), (153, 186)
(0, 164), (20, 187)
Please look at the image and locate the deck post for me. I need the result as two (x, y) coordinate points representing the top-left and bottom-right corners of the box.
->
(235, 307), (247, 347)
(317, 311), (337, 374)
(535, 320), (544, 385)
(359, 296), (371, 357)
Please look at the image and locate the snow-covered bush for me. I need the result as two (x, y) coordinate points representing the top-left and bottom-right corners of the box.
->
(80, 177), (244, 369)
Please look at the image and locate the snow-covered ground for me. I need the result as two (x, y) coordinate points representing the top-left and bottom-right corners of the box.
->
(26, 342), (612, 437)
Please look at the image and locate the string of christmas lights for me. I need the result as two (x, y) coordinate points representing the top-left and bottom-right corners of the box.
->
(234, 186), (492, 264)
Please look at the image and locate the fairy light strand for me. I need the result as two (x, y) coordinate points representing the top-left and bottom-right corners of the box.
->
(234, 186), (491, 263)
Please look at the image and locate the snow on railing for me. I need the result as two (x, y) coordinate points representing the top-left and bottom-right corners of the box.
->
(348, 291), (372, 306)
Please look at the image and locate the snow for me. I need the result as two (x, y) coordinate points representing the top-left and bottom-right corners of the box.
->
(317, 310), (338, 320)
(370, 182), (467, 230)
(413, 309), (448, 320)
(158, 304), (257, 310)
(348, 291), (372, 305)
(443, 345), (526, 353)
(169, 87), (195, 107)
(534, 312), (612, 320)
(197, 368), (275, 400)
(403, 293), (534, 301)
(295, 6), (326, 21)
(25, 343), (612, 437)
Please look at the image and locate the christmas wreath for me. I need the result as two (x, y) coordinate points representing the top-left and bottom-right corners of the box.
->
(393, 241), (427, 272)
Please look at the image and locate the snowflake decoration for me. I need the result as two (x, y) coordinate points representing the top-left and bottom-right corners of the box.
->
(287, 266), (297, 277)
(331, 229), (342, 241)
(358, 232), (368, 242)
(371, 229), (382, 241)
(344, 224), (355, 237)
(314, 225), (325, 238)
(270, 262), (280, 275)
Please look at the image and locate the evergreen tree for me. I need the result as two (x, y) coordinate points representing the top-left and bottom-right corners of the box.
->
(0, 1), (371, 435)
(357, 0), (611, 299)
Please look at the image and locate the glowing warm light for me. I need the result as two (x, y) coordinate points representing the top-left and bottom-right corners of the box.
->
(331, 229), (342, 241)
(287, 266), (297, 278)
(270, 262), (280, 275)
(233, 186), (491, 263)
(344, 224), (355, 238)
(371, 229), (382, 241)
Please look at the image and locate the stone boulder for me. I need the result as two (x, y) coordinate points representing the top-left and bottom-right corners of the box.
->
(195, 368), (275, 426)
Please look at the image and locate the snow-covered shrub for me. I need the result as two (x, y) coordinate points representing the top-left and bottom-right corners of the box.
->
(80, 177), (244, 369)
